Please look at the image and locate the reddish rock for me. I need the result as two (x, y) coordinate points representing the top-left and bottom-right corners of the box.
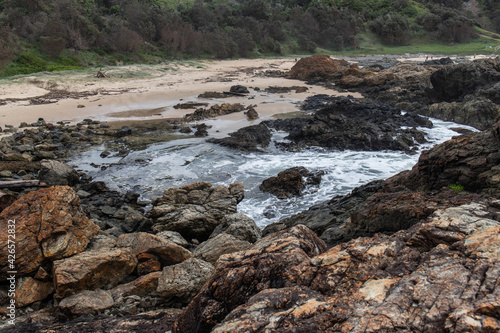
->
(193, 233), (252, 265)
(173, 225), (326, 332)
(0, 186), (99, 279)
(175, 203), (500, 333)
(111, 271), (161, 300)
(288, 55), (349, 82)
(137, 259), (162, 275)
(53, 248), (137, 298)
(15, 277), (54, 307)
(59, 289), (114, 316)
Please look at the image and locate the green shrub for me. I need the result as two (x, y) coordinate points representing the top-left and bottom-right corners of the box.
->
(2, 53), (47, 76)
(448, 184), (464, 192)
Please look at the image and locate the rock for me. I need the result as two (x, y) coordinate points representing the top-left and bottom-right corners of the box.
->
(207, 123), (272, 152)
(111, 272), (161, 300)
(266, 96), (430, 153)
(86, 233), (117, 251)
(53, 248), (137, 298)
(245, 105), (259, 120)
(422, 57), (454, 66)
(116, 232), (192, 266)
(15, 277), (54, 307)
(173, 225), (326, 332)
(157, 258), (214, 304)
(260, 167), (317, 199)
(174, 102), (209, 109)
(229, 85), (249, 94)
(174, 203), (500, 333)
(156, 230), (190, 248)
(194, 233), (252, 265)
(339, 64), (396, 88)
(424, 96), (500, 131)
(184, 103), (245, 122)
(431, 56), (500, 102)
(59, 289), (114, 316)
(137, 258), (162, 276)
(194, 123), (210, 137)
(0, 186), (99, 279)
(287, 55), (349, 82)
(150, 182), (244, 241)
(210, 213), (261, 243)
(38, 160), (79, 186)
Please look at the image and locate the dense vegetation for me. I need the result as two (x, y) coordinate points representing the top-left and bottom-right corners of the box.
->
(0, 0), (499, 77)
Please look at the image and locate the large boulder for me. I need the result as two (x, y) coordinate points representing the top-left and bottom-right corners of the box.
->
(259, 166), (323, 199)
(150, 182), (244, 241)
(175, 203), (500, 333)
(288, 55), (349, 82)
(157, 258), (214, 304)
(38, 160), (80, 186)
(210, 213), (261, 243)
(431, 56), (500, 102)
(0, 186), (99, 279)
(15, 277), (54, 308)
(53, 248), (137, 298)
(116, 232), (192, 266)
(194, 233), (252, 265)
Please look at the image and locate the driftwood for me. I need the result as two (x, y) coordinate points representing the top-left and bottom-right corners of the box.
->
(96, 68), (108, 78)
(0, 180), (47, 188)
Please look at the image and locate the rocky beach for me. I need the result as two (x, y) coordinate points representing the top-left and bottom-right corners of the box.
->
(1, 54), (500, 332)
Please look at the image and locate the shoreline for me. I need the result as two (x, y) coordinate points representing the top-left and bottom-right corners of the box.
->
(0, 54), (488, 130)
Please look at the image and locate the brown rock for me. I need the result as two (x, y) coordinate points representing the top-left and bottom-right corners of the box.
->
(194, 233), (252, 265)
(210, 213), (261, 243)
(59, 289), (114, 316)
(260, 169), (305, 198)
(15, 277), (54, 307)
(245, 106), (259, 120)
(137, 259), (162, 276)
(53, 248), (137, 298)
(116, 232), (192, 266)
(288, 55), (349, 82)
(0, 186), (99, 279)
(150, 182), (244, 241)
(111, 271), (161, 300)
(157, 258), (214, 304)
(173, 225), (326, 332)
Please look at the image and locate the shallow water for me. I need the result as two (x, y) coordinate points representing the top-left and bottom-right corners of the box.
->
(69, 117), (477, 228)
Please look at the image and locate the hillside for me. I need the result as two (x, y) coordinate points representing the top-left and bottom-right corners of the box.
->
(0, 0), (499, 77)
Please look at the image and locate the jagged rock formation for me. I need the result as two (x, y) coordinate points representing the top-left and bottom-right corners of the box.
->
(149, 181), (245, 241)
(183, 103), (245, 122)
(260, 166), (324, 199)
(207, 123), (272, 152)
(174, 203), (500, 333)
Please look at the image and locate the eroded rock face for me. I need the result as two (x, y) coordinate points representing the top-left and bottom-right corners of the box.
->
(53, 248), (137, 298)
(194, 233), (252, 265)
(210, 213), (261, 243)
(173, 225), (327, 332)
(157, 258), (214, 304)
(0, 186), (99, 279)
(288, 55), (349, 82)
(150, 182), (244, 241)
(175, 203), (500, 333)
(184, 103), (245, 122)
(59, 289), (114, 316)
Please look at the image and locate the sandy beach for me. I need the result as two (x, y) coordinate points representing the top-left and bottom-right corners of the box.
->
(0, 54), (486, 132)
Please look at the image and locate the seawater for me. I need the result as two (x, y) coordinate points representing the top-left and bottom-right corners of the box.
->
(69, 118), (477, 228)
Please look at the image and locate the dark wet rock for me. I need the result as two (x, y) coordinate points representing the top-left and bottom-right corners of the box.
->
(184, 103), (245, 122)
(207, 123), (272, 152)
(173, 225), (327, 333)
(266, 96), (431, 153)
(431, 56), (500, 102)
(264, 86), (307, 94)
(210, 213), (261, 243)
(116, 126), (133, 137)
(150, 181), (244, 241)
(193, 123), (209, 137)
(229, 85), (249, 94)
(156, 230), (190, 248)
(260, 166), (324, 199)
(173, 102), (209, 109)
(198, 91), (228, 99)
(421, 57), (454, 66)
(287, 55), (349, 82)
